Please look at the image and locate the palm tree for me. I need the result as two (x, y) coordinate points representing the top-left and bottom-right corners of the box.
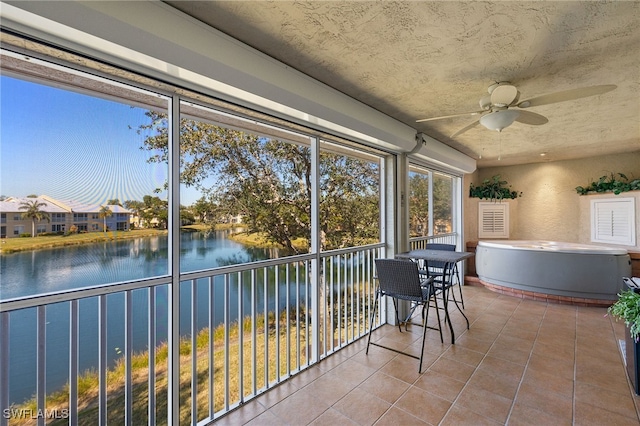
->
(98, 205), (113, 232)
(19, 199), (50, 238)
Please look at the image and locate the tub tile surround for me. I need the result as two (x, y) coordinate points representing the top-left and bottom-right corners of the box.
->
(219, 286), (640, 425)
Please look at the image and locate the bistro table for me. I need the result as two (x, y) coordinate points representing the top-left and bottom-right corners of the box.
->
(395, 249), (474, 344)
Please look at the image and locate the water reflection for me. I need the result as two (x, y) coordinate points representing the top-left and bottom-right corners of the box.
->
(1, 230), (309, 405)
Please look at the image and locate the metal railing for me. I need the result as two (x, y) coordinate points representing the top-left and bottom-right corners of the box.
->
(409, 232), (459, 250)
(0, 243), (384, 425)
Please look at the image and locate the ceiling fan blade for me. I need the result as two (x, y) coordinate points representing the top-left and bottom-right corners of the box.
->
(450, 119), (480, 138)
(514, 110), (548, 125)
(490, 84), (519, 107)
(517, 84), (616, 108)
(416, 111), (483, 123)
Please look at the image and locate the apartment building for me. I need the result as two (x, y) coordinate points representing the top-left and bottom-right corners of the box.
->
(0, 195), (131, 238)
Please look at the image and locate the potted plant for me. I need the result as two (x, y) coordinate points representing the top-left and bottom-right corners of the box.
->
(608, 278), (640, 394)
(469, 175), (522, 201)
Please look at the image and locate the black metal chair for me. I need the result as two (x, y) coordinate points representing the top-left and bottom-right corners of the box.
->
(366, 258), (441, 373)
(421, 243), (465, 309)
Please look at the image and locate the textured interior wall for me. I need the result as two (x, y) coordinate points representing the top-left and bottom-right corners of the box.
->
(464, 151), (640, 249)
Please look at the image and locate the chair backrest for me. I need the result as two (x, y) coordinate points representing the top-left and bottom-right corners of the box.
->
(374, 259), (424, 301)
(424, 243), (456, 270)
(425, 243), (456, 252)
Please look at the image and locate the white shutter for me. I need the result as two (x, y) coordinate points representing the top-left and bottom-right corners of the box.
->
(478, 202), (509, 238)
(591, 198), (636, 246)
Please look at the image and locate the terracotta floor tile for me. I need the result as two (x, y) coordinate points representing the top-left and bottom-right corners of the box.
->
(374, 406), (428, 425)
(333, 387), (391, 424)
(413, 370), (465, 402)
(466, 368), (520, 400)
(352, 342), (397, 369)
(477, 355), (526, 382)
(325, 358), (377, 389)
(288, 365), (325, 389)
(493, 334), (536, 352)
(442, 344), (485, 367)
(268, 390), (331, 425)
(303, 372), (355, 405)
(574, 381), (638, 419)
(507, 402), (573, 426)
(532, 339), (575, 361)
(429, 357), (476, 382)
(255, 380), (299, 409)
(499, 326), (539, 342)
(440, 404), (503, 426)
(574, 401), (640, 426)
(486, 341), (531, 365)
(215, 399), (267, 425)
(308, 408), (359, 426)
(394, 385), (452, 425)
(514, 382), (573, 421)
(244, 409), (287, 426)
(379, 353), (423, 384)
(455, 384), (513, 424)
(526, 351), (575, 380)
(358, 371), (411, 404)
(520, 366), (574, 398)
(215, 286), (640, 425)
(451, 333), (495, 353)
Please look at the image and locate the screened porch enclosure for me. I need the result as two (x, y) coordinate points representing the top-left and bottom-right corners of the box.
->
(0, 42), (464, 425)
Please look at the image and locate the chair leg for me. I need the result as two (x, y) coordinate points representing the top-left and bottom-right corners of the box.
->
(391, 298), (403, 332)
(366, 291), (380, 355)
(419, 297), (430, 373)
(431, 291), (444, 343)
(452, 264), (465, 309)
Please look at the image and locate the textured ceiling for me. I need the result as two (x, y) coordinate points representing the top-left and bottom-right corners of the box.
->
(165, 1), (640, 168)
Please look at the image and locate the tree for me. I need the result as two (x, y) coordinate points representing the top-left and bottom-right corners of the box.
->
(191, 195), (220, 225)
(138, 112), (380, 252)
(409, 172), (430, 237)
(140, 195), (168, 229)
(432, 175), (453, 234)
(98, 205), (113, 232)
(107, 199), (123, 206)
(19, 199), (50, 238)
(123, 200), (145, 229)
(180, 205), (196, 226)
(139, 113), (381, 350)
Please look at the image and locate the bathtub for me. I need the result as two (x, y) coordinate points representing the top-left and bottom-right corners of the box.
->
(476, 240), (632, 301)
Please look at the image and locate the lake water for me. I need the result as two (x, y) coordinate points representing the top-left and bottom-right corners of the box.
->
(0, 230), (302, 404)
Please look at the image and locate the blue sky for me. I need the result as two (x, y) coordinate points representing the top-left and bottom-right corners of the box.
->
(0, 75), (203, 205)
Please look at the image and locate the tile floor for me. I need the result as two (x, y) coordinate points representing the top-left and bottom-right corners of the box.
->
(217, 285), (640, 425)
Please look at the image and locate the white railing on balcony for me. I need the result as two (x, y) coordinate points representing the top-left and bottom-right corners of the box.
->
(0, 243), (384, 425)
(409, 232), (459, 250)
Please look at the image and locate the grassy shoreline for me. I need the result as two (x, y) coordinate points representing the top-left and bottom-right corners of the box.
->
(0, 229), (169, 254)
(0, 224), (308, 254)
(11, 311), (309, 425)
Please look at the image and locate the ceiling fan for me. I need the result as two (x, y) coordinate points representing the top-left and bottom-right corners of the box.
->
(416, 82), (616, 138)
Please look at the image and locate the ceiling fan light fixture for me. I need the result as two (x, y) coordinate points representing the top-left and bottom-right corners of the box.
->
(480, 110), (520, 132)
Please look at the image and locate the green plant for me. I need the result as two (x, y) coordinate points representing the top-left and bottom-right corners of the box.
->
(469, 175), (521, 201)
(608, 289), (640, 341)
(576, 172), (640, 195)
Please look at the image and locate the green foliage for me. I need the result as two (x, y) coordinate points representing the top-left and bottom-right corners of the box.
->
(469, 175), (521, 201)
(575, 172), (640, 195)
(608, 289), (640, 341)
(19, 199), (50, 238)
(138, 112), (380, 252)
(408, 172), (454, 237)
